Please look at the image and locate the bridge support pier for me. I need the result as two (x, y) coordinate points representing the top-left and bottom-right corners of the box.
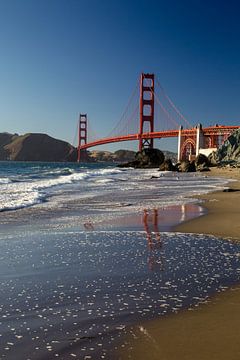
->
(139, 73), (155, 151)
(77, 114), (87, 162)
(196, 123), (204, 156)
(178, 123), (204, 161)
(177, 126), (183, 162)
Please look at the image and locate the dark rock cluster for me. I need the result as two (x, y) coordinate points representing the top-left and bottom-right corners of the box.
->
(208, 128), (240, 167)
(118, 148), (165, 168)
(118, 128), (240, 172)
(118, 148), (210, 172)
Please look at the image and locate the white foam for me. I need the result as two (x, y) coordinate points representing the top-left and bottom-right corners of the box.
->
(0, 177), (11, 184)
(0, 167), (126, 211)
(0, 165), (229, 213)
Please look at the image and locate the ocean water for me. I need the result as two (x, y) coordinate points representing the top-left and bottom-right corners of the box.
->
(0, 161), (228, 216)
(1, 161), (239, 359)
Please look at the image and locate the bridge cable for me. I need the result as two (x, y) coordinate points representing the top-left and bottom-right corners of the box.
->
(150, 87), (180, 129)
(155, 77), (192, 128)
(72, 119), (79, 147)
(106, 77), (140, 138)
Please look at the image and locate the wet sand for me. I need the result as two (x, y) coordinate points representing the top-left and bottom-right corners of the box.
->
(119, 167), (240, 360)
(176, 167), (240, 240)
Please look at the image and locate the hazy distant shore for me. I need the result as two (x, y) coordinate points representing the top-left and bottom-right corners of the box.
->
(119, 167), (240, 360)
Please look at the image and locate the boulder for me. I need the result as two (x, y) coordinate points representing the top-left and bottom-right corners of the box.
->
(195, 153), (210, 171)
(118, 148), (165, 168)
(177, 160), (196, 172)
(195, 154), (210, 167)
(196, 164), (210, 172)
(135, 148), (165, 168)
(159, 158), (177, 171)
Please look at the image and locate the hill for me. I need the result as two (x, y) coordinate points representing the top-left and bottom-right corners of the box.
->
(88, 149), (136, 162)
(0, 132), (77, 162)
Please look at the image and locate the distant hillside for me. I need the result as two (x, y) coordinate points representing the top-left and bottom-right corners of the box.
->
(88, 149), (177, 163)
(162, 150), (178, 163)
(0, 132), (77, 162)
(88, 149), (136, 162)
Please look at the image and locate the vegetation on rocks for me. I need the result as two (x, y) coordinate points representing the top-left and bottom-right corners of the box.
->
(208, 129), (240, 166)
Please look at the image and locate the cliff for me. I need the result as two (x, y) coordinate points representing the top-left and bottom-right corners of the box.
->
(209, 128), (240, 165)
(0, 132), (77, 162)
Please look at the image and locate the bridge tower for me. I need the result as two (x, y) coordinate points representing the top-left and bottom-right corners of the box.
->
(77, 114), (88, 162)
(139, 73), (155, 151)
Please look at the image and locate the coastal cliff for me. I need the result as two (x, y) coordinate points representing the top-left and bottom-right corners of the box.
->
(0, 132), (77, 162)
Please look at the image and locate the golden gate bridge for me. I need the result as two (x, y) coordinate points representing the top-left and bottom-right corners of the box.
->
(77, 73), (240, 162)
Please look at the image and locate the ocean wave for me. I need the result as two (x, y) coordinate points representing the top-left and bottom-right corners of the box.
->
(95, 178), (115, 184)
(0, 189), (45, 212)
(0, 167), (125, 212)
(0, 178), (11, 184)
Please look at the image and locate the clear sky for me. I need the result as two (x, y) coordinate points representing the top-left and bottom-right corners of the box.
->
(0, 0), (239, 152)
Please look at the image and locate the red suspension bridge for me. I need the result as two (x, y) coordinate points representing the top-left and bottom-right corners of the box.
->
(77, 73), (240, 162)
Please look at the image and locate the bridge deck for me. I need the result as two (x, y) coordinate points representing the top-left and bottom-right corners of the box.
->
(78, 126), (240, 151)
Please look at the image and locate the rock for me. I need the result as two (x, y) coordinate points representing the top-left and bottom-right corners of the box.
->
(195, 154), (210, 167)
(196, 164), (210, 172)
(194, 154), (210, 171)
(117, 160), (139, 168)
(223, 188), (240, 192)
(177, 160), (196, 172)
(159, 158), (177, 171)
(208, 128), (240, 165)
(208, 151), (218, 166)
(119, 148), (165, 168)
(135, 148), (165, 168)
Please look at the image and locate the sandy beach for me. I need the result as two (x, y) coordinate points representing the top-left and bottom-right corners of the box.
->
(119, 167), (240, 360)
(176, 167), (240, 240)
(1, 163), (240, 359)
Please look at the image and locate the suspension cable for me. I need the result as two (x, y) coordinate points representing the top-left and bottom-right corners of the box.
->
(156, 77), (192, 128)
(150, 87), (180, 128)
(107, 77), (140, 137)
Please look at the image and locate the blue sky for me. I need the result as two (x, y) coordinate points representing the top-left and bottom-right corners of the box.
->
(0, 0), (239, 152)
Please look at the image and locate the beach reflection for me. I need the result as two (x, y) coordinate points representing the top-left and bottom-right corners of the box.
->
(143, 209), (164, 271)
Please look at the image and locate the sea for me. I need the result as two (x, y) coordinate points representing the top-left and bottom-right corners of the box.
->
(0, 161), (240, 359)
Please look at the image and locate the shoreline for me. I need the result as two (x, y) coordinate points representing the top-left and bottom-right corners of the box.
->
(119, 166), (240, 360)
(175, 167), (240, 240)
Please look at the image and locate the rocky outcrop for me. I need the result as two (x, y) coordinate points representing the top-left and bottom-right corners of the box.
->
(176, 160), (196, 172)
(118, 148), (165, 168)
(208, 129), (240, 165)
(159, 159), (176, 171)
(194, 154), (210, 171)
(175, 155), (210, 173)
(135, 148), (165, 168)
(1, 133), (77, 162)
